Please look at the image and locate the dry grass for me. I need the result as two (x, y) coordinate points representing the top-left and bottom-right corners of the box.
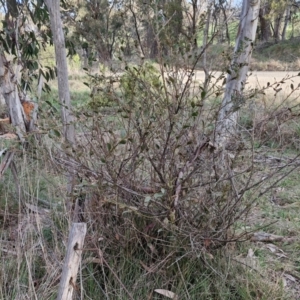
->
(250, 58), (300, 72)
(1, 57), (300, 299)
(194, 70), (300, 92)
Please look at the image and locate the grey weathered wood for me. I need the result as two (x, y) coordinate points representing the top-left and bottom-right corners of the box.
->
(0, 151), (14, 179)
(0, 53), (26, 142)
(44, 0), (75, 145)
(57, 223), (87, 300)
(44, 0), (78, 216)
(202, 1), (212, 91)
(215, 0), (260, 148)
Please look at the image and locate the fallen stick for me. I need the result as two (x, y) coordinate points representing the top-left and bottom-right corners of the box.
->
(0, 150), (14, 179)
(251, 231), (298, 243)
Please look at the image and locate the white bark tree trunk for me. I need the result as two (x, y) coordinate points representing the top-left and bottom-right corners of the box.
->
(282, 5), (291, 40)
(215, 0), (260, 149)
(203, 2), (212, 91)
(43, 6), (86, 296)
(45, 0), (82, 222)
(44, 0), (75, 145)
(0, 53), (26, 142)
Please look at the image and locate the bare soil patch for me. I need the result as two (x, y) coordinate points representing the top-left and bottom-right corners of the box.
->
(195, 71), (300, 95)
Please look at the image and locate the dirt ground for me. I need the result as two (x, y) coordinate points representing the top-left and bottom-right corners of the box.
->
(194, 71), (300, 96)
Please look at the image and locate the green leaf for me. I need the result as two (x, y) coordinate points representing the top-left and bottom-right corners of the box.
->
(144, 196), (151, 206)
(49, 68), (55, 79)
(168, 76), (175, 84)
(52, 129), (61, 137)
(3, 42), (9, 54)
(45, 100), (58, 112)
(45, 71), (50, 81)
(154, 192), (163, 199)
(33, 61), (39, 70)
(43, 83), (51, 93)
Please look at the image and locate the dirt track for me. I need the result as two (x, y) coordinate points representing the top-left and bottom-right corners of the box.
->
(194, 71), (300, 95)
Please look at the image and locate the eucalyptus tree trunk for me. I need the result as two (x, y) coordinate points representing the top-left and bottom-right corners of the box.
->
(220, 2), (230, 44)
(274, 13), (283, 42)
(44, 0), (79, 223)
(44, 3), (85, 295)
(282, 5), (291, 40)
(0, 53), (26, 142)
(259, 2), (272, 42)
(191, 0), (198, 48)
(215, 0), (260, 149)
(44, 0), (75, 145)
(203, 2), (212, 91)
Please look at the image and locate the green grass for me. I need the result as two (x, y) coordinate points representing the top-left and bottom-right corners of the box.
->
(1, 128), (295, 299)
(79, 250), (286, 299)
(253, 37), (300, 63)
(239, 166), (300, 297)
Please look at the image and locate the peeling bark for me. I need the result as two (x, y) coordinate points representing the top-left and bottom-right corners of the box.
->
(215, 0), (260, 149)
(0, 53), (26, 142)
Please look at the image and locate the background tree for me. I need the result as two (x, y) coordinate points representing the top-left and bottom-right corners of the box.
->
(0, 0), (53, 140)
(259, 0), (272, 41)
(215, 0), (260, 148)
(44, 0), (75, 145)
(257, 0), (299, 42)
(64, 0), (125, 64)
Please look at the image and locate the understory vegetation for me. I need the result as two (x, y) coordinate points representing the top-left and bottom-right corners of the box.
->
(1, 35), (300, 299)
(1, 0), (300, 294)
